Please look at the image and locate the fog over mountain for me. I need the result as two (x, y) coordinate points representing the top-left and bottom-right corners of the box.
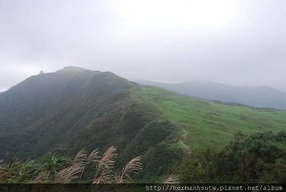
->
(1, 0), (286, 92)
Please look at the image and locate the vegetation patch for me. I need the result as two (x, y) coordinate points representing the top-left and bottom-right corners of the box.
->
(179, 131), (286, 183)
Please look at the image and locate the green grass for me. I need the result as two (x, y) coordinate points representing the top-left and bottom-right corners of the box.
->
(137, 86), (286, 150)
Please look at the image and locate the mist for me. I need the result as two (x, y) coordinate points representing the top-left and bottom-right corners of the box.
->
(1, 0), (286, 92)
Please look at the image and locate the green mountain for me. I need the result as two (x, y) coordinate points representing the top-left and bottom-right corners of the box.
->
(138, 80), (286, 110)
(0, 67), (180, 180)
(1, 67), (286, 181)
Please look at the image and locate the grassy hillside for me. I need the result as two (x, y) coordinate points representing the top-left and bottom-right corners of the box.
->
(138, 86), (286, 150)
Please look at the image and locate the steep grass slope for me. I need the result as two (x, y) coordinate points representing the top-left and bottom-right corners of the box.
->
(138, 86), (286, 150)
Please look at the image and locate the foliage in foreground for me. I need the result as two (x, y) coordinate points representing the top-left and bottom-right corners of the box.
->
(0, 146), (142, 183)
(179, 131), (286, 183)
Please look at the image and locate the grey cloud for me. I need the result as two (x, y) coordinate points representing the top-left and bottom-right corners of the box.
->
(0, 0), (285, 92)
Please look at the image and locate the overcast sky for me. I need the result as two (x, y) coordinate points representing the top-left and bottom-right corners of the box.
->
(0, 0), (286, 92)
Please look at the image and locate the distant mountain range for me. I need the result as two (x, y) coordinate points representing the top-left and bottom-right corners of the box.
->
(138, 80), (286, 110)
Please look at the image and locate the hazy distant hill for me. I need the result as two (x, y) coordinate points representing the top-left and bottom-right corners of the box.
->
(138, 80), (286, 110)
(0, 67), (179, 180)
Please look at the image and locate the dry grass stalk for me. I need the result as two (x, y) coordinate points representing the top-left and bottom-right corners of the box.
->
(0, 160), (5, 181)
(0, 160), (4, 170)
(73, 148), (88, 164)
(93, 167), (114, 184)
(1, 146), (144, 184)
(163, 175), (179, 184)
(33, 170), (49, 183)
(97, 146), (117, 170)
(118, 156), (142, 183)
(54, 163), (84, 183)
(88, 148), (100, 162)
(93, 146), (117, 183)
